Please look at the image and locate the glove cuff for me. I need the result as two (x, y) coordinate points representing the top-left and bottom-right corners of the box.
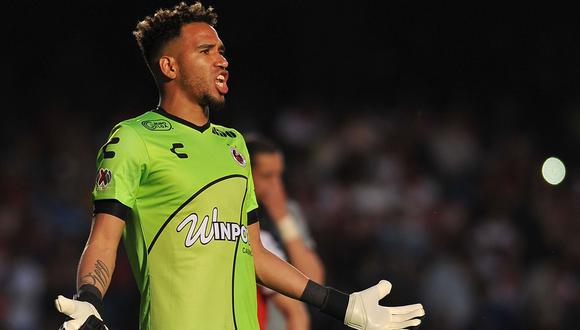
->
(299, 280), (349, 321)
(75, 284), (104, 316)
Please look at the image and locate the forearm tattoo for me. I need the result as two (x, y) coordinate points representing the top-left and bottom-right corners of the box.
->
(81, 259), (111, 290)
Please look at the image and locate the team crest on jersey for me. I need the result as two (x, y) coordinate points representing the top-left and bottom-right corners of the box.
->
(230, 147), (247, 167)
(96, 168), (112, 189)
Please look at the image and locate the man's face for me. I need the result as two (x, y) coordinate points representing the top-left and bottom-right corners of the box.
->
(172, 22), (229, 110)
(252, 152), (285, 200)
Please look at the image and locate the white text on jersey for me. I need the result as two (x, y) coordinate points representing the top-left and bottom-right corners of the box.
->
(176, 207), (248, 247)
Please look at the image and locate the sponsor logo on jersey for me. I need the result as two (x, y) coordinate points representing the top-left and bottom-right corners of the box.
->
(96, 168), (112, 189)
(176, 207), (248, 247)
(230, 147), (247, 167)
(212, 127), (237, 138)
(141, 119), (172, 131)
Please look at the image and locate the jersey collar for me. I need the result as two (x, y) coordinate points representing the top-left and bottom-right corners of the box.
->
(153, 106), (211, 133)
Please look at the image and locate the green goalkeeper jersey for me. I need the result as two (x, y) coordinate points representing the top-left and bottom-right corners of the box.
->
(92, 107), (259, 330)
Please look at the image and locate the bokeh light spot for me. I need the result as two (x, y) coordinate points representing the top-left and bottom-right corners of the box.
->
(542, 157), (566, 185)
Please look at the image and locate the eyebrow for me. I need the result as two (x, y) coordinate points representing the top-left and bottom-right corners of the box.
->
(198, 43), (226, 53)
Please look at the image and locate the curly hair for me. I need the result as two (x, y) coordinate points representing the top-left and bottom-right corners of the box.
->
(133, 2), (218, 71)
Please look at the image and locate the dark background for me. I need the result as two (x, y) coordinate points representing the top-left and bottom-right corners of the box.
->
(2, 1), (580, 329)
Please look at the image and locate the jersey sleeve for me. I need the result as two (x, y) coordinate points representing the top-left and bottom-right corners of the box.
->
(92, 124), (149, 219)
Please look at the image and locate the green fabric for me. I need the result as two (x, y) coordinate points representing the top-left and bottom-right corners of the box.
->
(92, 110), (259, 329)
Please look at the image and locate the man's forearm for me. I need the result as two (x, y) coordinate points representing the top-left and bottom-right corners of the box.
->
(76, 214), (125, 297)
(55, 214), (124, 328)
(253, 244), (349, 321)
(76, 239), (118, 296)
(253, 243), (309, 299)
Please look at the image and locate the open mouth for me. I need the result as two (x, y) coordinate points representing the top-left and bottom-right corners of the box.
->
(215, 73), (229, 94)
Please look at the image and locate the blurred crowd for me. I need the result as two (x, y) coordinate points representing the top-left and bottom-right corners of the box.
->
(1, 98), (579, 330)
(273, 103), (580, 330)
(5, 1), (580, 329)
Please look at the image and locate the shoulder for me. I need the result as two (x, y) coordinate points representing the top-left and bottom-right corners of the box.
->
(210, 123), (242, 139)
(100, 112), (162, 154)
(105, 111), (175, 143)
(210, 124), (248, 150)
(114, 111), (172, 134)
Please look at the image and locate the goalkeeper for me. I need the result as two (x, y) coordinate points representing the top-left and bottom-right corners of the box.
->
(54, 2), (425, 329)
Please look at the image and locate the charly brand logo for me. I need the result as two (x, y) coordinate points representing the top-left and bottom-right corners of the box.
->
(230, 147), (247, 167)
(176, 207), (248, 247)
(96, 168), (112, 189)
(142, 119), (172, 131)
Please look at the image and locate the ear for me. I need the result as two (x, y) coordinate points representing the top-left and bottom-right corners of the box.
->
(158, 55), (177, 80)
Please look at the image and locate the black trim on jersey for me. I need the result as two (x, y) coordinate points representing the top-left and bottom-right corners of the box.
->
(147, 174), (248, 254)
(93, 199), (131, 221)
(231, 175), (249, 330)
(247, 208), (260, 225)
(153, 106), (211, 133)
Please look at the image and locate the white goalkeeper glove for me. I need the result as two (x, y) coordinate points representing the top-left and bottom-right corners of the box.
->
(55, 295), (108, 330)
(345, 280), (425, 330)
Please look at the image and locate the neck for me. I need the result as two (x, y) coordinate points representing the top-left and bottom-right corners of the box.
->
(159, 88), (209, 126)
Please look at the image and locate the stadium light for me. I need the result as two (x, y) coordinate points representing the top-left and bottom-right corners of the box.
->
(541, 157), (566, 185)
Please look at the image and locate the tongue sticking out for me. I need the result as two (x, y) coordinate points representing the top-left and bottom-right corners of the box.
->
(216, 75), (229, 94)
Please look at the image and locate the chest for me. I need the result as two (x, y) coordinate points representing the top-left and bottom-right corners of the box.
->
(140, 131), (250, 195)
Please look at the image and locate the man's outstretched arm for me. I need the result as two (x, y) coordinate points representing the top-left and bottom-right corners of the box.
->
(77, 213), (125, 295)
(55, 213), (125, 330)
(250, 222), (310, 298)
(249, 222), (425, 330)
